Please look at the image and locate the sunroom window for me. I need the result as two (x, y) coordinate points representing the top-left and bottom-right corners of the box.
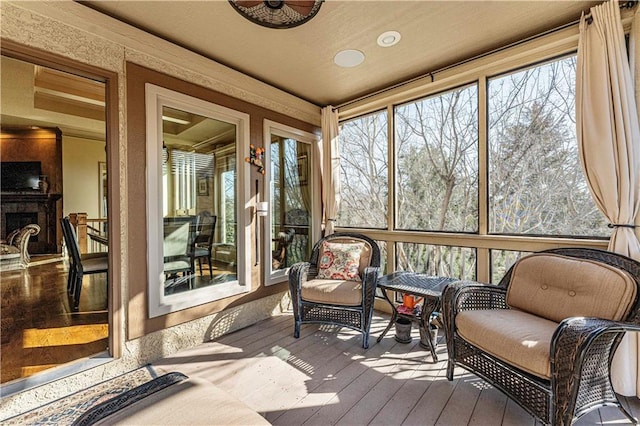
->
(488, 55), (608, 237)
(336, 53), (608, 280)
(337, 110), (388, 229)
(395, 84), (478, 232)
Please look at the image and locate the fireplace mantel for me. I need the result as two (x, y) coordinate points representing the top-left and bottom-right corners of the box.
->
(1, 192), (61, 202)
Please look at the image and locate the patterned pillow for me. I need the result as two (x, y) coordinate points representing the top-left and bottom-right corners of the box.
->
(316, 241), (365, 281)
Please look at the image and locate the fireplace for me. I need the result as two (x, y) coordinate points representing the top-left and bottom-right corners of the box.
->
(5, 212), (40, 242)
(1, 193), (61, 254)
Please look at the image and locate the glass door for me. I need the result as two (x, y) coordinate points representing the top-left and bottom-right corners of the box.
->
(263, 120), (320, 284)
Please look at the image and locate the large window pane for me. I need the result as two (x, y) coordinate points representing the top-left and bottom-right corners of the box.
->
(488, 56), (608, 237)
(270, 136), (311, 270)
(162, 106), (237, 295)
(396, 242), (476, 280)
(337, 111), (388, 228)
(395, 84), (478, 232)
(146, 84), (249, 318)
(490, 249), (530, 284)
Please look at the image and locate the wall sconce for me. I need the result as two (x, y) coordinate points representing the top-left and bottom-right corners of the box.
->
(256, 201), (269, 217)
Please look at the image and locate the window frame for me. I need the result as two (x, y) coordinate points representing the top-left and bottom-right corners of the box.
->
(335, 26), (609, 282)
(145, 83), (251, 317)
(336, 109), (390, 230)
(262, 119), (321, 286)
(393, 81), (480, 234)
(0, 39), (122, 391)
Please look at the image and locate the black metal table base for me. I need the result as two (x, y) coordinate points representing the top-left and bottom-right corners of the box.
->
(376, 273), (456, 362)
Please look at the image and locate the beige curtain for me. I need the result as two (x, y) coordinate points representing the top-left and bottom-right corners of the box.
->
(577, 0), (640, 397)
(321, 106), (340, 236)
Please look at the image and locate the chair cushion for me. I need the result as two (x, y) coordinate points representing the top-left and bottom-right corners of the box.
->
(301, 278), (362, 306)
(317, 241), (365, 281)
(0, 244), (19, 255)
(456, 308), (557, 379)
(82, 256), (109, 273)
(506, 253), (637, 323)
(164, 260), (190, 274)
(322, 237), (373, 276)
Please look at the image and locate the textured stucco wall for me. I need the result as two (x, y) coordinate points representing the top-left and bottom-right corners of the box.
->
(0, 1), (302, 418)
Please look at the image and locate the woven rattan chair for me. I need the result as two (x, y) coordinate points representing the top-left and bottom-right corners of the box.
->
(442, 248), (640, 426)
(289, 232), (381, 348)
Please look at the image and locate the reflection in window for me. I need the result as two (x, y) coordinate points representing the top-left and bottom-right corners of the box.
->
(270, 136), (311, 270)
(162, 106), (237, 295)
(396, 242), (476, 280)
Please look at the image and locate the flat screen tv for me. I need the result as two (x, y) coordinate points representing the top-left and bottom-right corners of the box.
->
(1, 161), (42, 191)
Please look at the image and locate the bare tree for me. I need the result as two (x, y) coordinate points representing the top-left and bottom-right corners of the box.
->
(336, 55), (606, 278)
(489, 57), (607, 237)
(338, 111), (388, 228)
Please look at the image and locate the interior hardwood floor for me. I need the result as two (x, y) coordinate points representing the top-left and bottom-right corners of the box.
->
(154, 313), (640, 426)
(0, 253), (234, 384)
(0, 255), (108, 384)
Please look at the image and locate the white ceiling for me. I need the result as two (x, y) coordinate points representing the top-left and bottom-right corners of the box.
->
(82, 1), (600, 107)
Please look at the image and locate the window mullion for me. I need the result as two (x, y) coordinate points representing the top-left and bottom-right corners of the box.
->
(477, 76), (490, 281)
(387, 104), (396, 272)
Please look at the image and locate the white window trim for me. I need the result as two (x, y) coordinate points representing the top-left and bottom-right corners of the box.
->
(145, 83), (251, 318)
(263, 119), (321, 286)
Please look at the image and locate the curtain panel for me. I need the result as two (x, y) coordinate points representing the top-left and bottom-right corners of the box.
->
(321, 106), (340, 236)
(577, 0), (640, 397)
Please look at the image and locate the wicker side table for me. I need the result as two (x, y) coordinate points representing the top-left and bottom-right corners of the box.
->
(376, 272), (456, 362)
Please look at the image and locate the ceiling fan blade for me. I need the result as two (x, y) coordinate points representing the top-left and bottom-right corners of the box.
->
(234, 1), (264, 8)
(284, 1), (317, 16)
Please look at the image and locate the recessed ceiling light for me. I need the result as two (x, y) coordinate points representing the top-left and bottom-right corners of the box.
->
(334, 49), (365, 68)
(377, 31), (401, 47)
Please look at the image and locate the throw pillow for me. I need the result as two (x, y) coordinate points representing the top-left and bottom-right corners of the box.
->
(316, 241), (364, 281)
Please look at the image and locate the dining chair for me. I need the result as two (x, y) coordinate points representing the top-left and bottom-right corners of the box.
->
(190, 211), (216, 276)
(61, 217), (108, 311)
(163, 218), (194, 283)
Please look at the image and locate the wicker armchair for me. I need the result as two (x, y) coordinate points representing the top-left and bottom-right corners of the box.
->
(289, 232), (381, 348)
(442, 248), (640, 425)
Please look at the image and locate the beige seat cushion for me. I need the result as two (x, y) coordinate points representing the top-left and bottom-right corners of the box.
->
(457, 309), (557, 379)
(506, 253), (637, 323)
(94, 377), (269, 425)
(301, 278), (362, 306)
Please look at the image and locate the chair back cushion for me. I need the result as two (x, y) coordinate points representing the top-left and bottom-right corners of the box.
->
(506, 253), (637, 322)
(316, 239), (372, 281)
(327, 236), (373, 273)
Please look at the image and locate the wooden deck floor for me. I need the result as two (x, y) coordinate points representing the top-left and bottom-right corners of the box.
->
(153, 313), (640, 425)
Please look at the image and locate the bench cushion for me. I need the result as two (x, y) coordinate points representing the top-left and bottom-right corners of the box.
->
(456, 308), (557, 379)
(506, 253), (637, 323)
(94, 377), (269, 425)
